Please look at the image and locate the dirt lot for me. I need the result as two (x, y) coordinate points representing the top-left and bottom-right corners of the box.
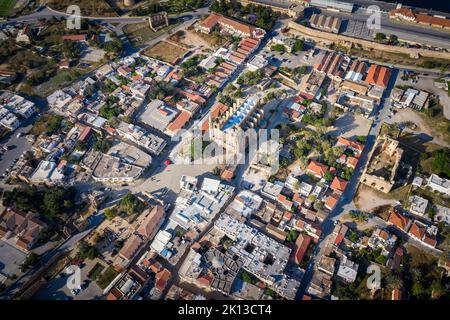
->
(169, 29), (213, 50)
(45, 0), (117, 16)
(142, 41), (188, 64)
(186, 26), (231, 48)
(123, 21), (180, 47)
(327, 112), (372, 140)
(353, 184), (408, 211)
(390, 108), (450, 147)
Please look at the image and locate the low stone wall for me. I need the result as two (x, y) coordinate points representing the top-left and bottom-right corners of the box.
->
(288, 21), (450, 61)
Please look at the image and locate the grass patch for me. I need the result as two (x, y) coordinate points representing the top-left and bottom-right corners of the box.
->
(46, 0), (117, 17)
(96, 266), (119, 289)
(37, 68), (91, 97)
(124, 20), (180, 48)
(142, 41), (188, 65)
(0, 0), (15, 17)
(30, 113), (64, 136)
(88, 263), (104, 281)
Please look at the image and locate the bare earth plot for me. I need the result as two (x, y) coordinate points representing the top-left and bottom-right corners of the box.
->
(390, 108), (450, 147)
(45, 0), (117, 17)
(123, 22), (180, 47)
(327, 113), (372, 140)
(170, 29), (214, 51)
(353, 184), (404, 211)
(142, 41), (188, 64)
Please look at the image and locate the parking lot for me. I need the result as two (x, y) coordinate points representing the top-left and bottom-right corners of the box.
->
(0, 115), (36, 177)
(327, 112), (372, 140)
(33, 259), (104, 300)
(0, 240), (27, 277)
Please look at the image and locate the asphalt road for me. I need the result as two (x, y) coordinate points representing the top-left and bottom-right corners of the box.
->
(320, 7), (450, 49)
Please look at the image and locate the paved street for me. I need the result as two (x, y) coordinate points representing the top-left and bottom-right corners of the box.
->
(319, 7), (450, 49)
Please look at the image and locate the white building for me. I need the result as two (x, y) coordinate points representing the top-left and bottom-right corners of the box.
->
(29, 160), (57, 184)
(434, 205), (450, 226)
(409, 195), (428, 216)
(336, 256), (359, 283)
(228, 190), (263, 218)
(260, 181), (283, 200)
(246, 54), (267, 72)
(427, 174), (450, 196)
(47, 90), (73, 110)
(0, 113), (20, 130)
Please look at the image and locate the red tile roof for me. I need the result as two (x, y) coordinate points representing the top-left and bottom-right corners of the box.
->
(137, 206), (165, 239)
(331, 176), (348, 193)
(415, 14), (450, 28)
(62, 34), (87, 41)
(294, 233), (311, 265)
(199, 13), (221, 30)
(325, 193), (340, 210)
(337, 136), (364, 153)
(366, 64), (391, 88)
(221, 169), (234, 181)
(408, 221), (425, 239)
(277, 194), (293, 210)
(78, 126), (92, 142)
(388, 210), (410, 230)
(391, 288), (402, 300)
(166, 111), (191, 135)
(306, 160), (329, 178)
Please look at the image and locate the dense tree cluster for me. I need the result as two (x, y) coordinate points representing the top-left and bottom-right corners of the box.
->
(211, 0), (279, 29)
(2, 186), (77, 220)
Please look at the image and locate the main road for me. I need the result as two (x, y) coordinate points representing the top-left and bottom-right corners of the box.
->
(320, 6), (450, 49)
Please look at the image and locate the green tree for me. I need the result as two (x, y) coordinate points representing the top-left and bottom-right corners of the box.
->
(375, 33), (386, 42)
(292, 39), (304, 53)
(21, 253), (40, 272)
(104, 207), (118, 220)
(431, 148), (450, 178)
(389, 34), (398, 42)
(324, 171), (334, 182)
(271, 44), (285, 52)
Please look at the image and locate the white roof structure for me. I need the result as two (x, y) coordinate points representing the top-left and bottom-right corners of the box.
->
(202, 178), (221, 194)
(409, 195), (428, 216)
(336, 256), (359, 283)
(434, 204), (450, 225)
(150, 230), (172, 253)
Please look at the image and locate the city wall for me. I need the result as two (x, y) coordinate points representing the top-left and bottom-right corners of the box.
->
(288, 21), (450, 61)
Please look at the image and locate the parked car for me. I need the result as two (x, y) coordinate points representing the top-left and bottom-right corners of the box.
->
(71, 288), (81, 296)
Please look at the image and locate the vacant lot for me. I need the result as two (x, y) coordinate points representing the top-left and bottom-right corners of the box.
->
(391, 108), (450, 147)
(142, 41), (188, 64)
(123, 21), (180, 47)
(170, 29), (216, 50)
(327, 112), (372, 140)
(45, 0), (117, 17)
(0, 240), (27, 277)
(353, 184), (410, 211)
(0, 0), (15, 16)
